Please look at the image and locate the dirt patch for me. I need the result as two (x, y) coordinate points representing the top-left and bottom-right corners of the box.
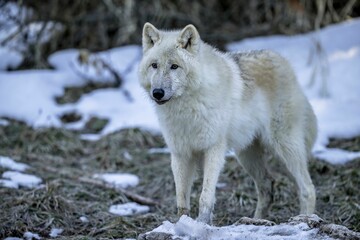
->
(0, 120), (359, 239)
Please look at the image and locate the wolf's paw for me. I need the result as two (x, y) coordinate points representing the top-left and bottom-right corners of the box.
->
(196, 212), (212, 224)
(235, 217), (275, 226)
(177, 207), (190, 217)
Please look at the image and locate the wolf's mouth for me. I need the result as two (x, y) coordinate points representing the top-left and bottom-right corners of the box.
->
(155, 99), (169, 105)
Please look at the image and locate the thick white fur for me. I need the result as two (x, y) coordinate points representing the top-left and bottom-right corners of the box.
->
(139, 23), (317, 224)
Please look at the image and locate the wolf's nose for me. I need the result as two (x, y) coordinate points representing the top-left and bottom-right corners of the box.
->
(152, 88), (165, 100)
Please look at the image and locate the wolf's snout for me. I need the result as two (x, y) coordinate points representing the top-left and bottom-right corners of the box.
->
(152, 88), (165, 100)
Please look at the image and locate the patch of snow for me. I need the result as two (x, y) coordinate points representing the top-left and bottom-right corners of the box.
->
(0, 69), (83, 127)
(23, 231), (41, 240)
(226, 150), (237, 158)
(109, 202), (150, 216)
(216, 182), (227, 189)
(146, 215), (333, 240)
(123, 151), (133, 161)
(79, 216), (89, 223)
(148, 148), (171, 154)
(4, 237), (23, 240)
(80, 133), (102, 141)
(0, 156), (29, 172)
(0, 119), (10, 126)
(314, 148), (360, 165)
(0, 179), (19, 189)
(49, 228), (63, 238)
(67, 77), (159, 136)
(93, 173), (139, 189)
(2, 171), (42, 188)
(0, 48), (23, 70)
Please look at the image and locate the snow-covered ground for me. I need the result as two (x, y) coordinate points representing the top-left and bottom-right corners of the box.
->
(0, 156), (29, 171)
(146, 215), (321, 240)
(1, 19), (359, 165)
(140, 214), (360, 240)
(0, 156), (42, 189)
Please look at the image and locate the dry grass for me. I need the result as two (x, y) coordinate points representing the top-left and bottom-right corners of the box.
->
(0, 120), (359, 239)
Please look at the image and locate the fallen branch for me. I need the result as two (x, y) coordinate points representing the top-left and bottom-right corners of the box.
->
(78, 176), (160, 206)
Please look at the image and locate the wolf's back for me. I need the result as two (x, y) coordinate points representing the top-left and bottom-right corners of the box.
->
(231, 50), (317, 154)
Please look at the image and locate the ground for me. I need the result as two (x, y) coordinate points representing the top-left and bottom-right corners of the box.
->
(0, 119), (359, 239)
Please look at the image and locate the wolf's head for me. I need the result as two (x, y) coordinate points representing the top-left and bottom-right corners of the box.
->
(138, 23), (202, 105)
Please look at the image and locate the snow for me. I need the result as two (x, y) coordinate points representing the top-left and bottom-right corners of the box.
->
(80, 216), (89, 223)
(0, 48), (23, 70)
(49, 228), (63, 238)
(148, 147), (171, 154)
(2, 171), (42, 188)
(93, 173), (139, 188)
(109, 202), (150, 216)
(0, 156), (42, 189)
(0, 2), (26, 70)
(145, 215), (333, 240)
(123, 151), (133, 161)
(0, 46), (159, 135)
(0, 156), (29, 172)
(0, 179), (19, 189)
(314, 148), (360, 165)
(0, 69), (79, 127)
(0, 18), (359, 164)
(23, 231), (41, 240)
(0, 119), (10, 126)
(0, 3), (62, 70)
(80, 133), (102, 141)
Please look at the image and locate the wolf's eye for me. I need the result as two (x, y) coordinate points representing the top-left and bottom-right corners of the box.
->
(151, 63), (157, 69)
(170, 64), (178, 70)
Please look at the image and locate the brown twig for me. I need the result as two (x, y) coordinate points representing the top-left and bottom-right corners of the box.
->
(78, 176), (160, 206)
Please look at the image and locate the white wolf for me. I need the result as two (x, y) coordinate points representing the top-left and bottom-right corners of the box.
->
(139, 23), (317, 224)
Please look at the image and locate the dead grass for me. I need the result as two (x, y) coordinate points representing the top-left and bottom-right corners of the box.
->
(0, 120), (359, 239)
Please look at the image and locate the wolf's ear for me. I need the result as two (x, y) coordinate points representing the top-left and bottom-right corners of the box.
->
(142, 22), (160, 52)
(177, 24), (200, 54)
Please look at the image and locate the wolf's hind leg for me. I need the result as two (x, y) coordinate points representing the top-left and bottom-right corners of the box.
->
(237, 140), (274, 219)
(273, 136), (316, 215)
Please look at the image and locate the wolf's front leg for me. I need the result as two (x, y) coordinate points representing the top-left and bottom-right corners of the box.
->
(197, 141), (226, 224)
(171, 153), (196, 217)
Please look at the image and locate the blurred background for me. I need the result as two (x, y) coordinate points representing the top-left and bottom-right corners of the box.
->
(1, 0), (359, 68)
